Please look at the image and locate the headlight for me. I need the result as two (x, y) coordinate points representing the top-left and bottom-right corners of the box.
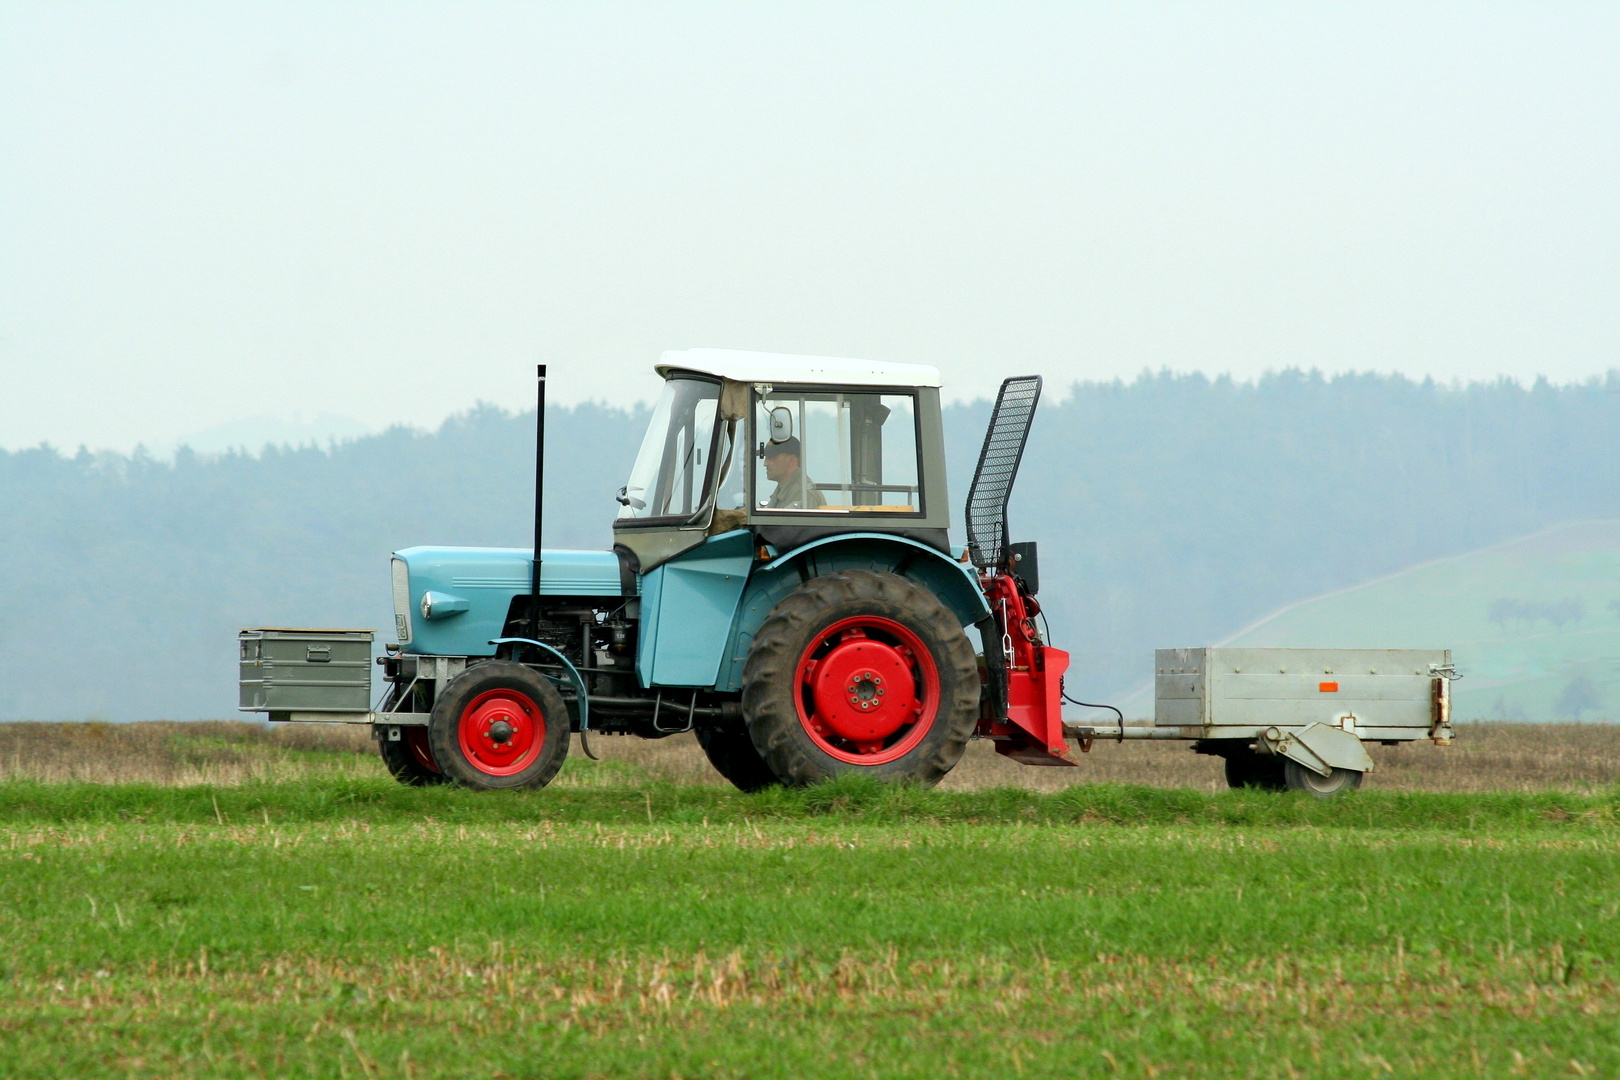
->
(418, 591), (469, 620)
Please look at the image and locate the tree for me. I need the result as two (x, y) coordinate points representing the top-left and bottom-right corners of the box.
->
(1555, 676), (1600, 721)
(1545, 599), (1584, 630)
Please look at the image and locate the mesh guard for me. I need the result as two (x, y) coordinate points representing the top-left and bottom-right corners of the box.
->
(964, 375), (1043, 569)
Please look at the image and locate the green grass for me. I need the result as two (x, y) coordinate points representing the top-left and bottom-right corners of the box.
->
(2, 775), (1618, 1077)
(2, 771), (1617, 829)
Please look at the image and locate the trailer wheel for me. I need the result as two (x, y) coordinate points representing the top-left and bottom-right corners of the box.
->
(379, 728), (449, 786)
(428, 661), (570, 790)
(695, 723), (781, 792)
(1223, 750), (1286, 791)
(1282, 760), (1364, 798)
(742, 570), (979, 787)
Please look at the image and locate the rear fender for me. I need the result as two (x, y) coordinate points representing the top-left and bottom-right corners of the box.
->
(714, 533), (990, 693)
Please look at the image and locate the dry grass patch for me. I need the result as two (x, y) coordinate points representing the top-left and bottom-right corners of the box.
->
(591, 722), (1620, 793)
(0, 721), (376, 786)
(9, 946), (1615, 1079)
(2, 720), (1617, 793)
(18, 944), (1616, 1019)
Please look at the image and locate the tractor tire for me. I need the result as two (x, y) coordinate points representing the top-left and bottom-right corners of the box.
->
(379, 727), (450, 786)
(427, 661), (570, 790)
(1282, 760), (1364, 798)
(740, 570), (979, 787)
(1223, 750), (1287, 791)
(695, 722), (782, 792)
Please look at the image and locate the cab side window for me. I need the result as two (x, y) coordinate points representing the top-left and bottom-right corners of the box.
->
(753, 390), (922, 515)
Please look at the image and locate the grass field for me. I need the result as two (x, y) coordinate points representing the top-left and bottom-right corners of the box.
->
(1, 723), (1617, 1078)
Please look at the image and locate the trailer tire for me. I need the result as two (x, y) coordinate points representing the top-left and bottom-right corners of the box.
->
(695, 722), (781, 792)
(1282, 760), (1364, 798)
(428, 661), (570, 790)
(379, 728), (449, 786)
(741, 570), (979, 787)
(1223, 750), (1286, 791)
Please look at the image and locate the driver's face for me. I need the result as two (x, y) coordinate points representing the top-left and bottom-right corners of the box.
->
(764, 453), (798, 483)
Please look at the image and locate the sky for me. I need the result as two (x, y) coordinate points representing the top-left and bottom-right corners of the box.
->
(2, 2), (1618, 453)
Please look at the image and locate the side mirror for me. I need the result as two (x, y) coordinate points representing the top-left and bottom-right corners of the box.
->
(768, 407), (793, 444)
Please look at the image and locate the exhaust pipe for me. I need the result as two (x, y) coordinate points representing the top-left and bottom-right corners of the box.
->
(531, 364), (546, 634)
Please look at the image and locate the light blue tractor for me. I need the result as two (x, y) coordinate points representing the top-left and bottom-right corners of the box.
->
(241, 350), (1076, 789)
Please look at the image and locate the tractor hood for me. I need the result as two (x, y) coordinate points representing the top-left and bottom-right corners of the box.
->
(390, 546), (626, 655)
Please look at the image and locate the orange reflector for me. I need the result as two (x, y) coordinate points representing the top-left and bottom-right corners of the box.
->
(1319, 681), (1339, 693)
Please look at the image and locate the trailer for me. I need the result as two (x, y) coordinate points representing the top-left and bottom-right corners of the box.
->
(1060, 647), (1456, 796)
(239, 351), (1454, 797)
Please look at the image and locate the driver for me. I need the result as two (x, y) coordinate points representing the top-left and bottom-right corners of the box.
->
(762, 437), (824, 509)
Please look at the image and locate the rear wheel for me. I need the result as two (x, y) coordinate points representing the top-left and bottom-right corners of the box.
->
(379, 727), (449, 786)
(741, 570), (979, 787)
(428, 661), (570, 790)
(695, 722), (781, 792)
(1283, 760), (1364, 798)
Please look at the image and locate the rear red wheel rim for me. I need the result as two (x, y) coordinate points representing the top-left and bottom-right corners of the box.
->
(405, 728), (441, 774)
(456, 688), (545, 776)
(794, 615), (938, 765)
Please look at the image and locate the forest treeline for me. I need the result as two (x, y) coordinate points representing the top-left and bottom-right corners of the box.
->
(3, 369), (1618, 719)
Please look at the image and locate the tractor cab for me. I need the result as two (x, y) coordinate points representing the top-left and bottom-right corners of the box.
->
(611, 350), (953, 573)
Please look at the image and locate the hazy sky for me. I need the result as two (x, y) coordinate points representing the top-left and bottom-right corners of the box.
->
(3, 2), (1617, 452)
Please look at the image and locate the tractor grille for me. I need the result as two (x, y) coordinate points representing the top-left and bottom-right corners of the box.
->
(965, 375), (1043, 569)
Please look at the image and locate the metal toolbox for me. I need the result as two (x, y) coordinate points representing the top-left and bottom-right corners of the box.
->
(239, 628), (374, 718)
(1155, 647), (1452, 739)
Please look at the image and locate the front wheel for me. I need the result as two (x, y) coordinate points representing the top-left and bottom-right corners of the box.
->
(1283, 760), (1364, 798)
(741, 570), (980, 787)
(428, 661), (570, 790)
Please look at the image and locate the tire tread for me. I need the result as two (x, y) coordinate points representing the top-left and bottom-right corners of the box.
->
(741, 570), (979, 787)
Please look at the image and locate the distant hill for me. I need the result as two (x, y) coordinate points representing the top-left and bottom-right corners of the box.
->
(3, 369), (1619, 720)
(1242, 521), (1620, 721)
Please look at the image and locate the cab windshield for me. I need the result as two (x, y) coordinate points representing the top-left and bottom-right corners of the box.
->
(616, 377), (723, 523)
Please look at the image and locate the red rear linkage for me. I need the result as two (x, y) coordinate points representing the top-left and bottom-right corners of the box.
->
(975, 568), (1075, 766)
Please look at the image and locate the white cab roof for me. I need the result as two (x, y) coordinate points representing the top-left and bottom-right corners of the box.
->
(656, 348), (942, 388)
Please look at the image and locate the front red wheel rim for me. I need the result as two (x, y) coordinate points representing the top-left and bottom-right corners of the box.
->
(794, 615), (939, 765)
(457, 688), (545, 776)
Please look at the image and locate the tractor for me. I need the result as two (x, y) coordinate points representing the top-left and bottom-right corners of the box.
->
(241, 349), (1072, 789)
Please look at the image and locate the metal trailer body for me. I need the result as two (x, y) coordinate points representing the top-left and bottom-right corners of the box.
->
(1124, 647), (1455, 781)
(1154, 647), (1453, 740)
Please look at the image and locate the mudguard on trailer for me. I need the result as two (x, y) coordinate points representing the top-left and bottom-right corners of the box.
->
(1256, 722), (1375, 777)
